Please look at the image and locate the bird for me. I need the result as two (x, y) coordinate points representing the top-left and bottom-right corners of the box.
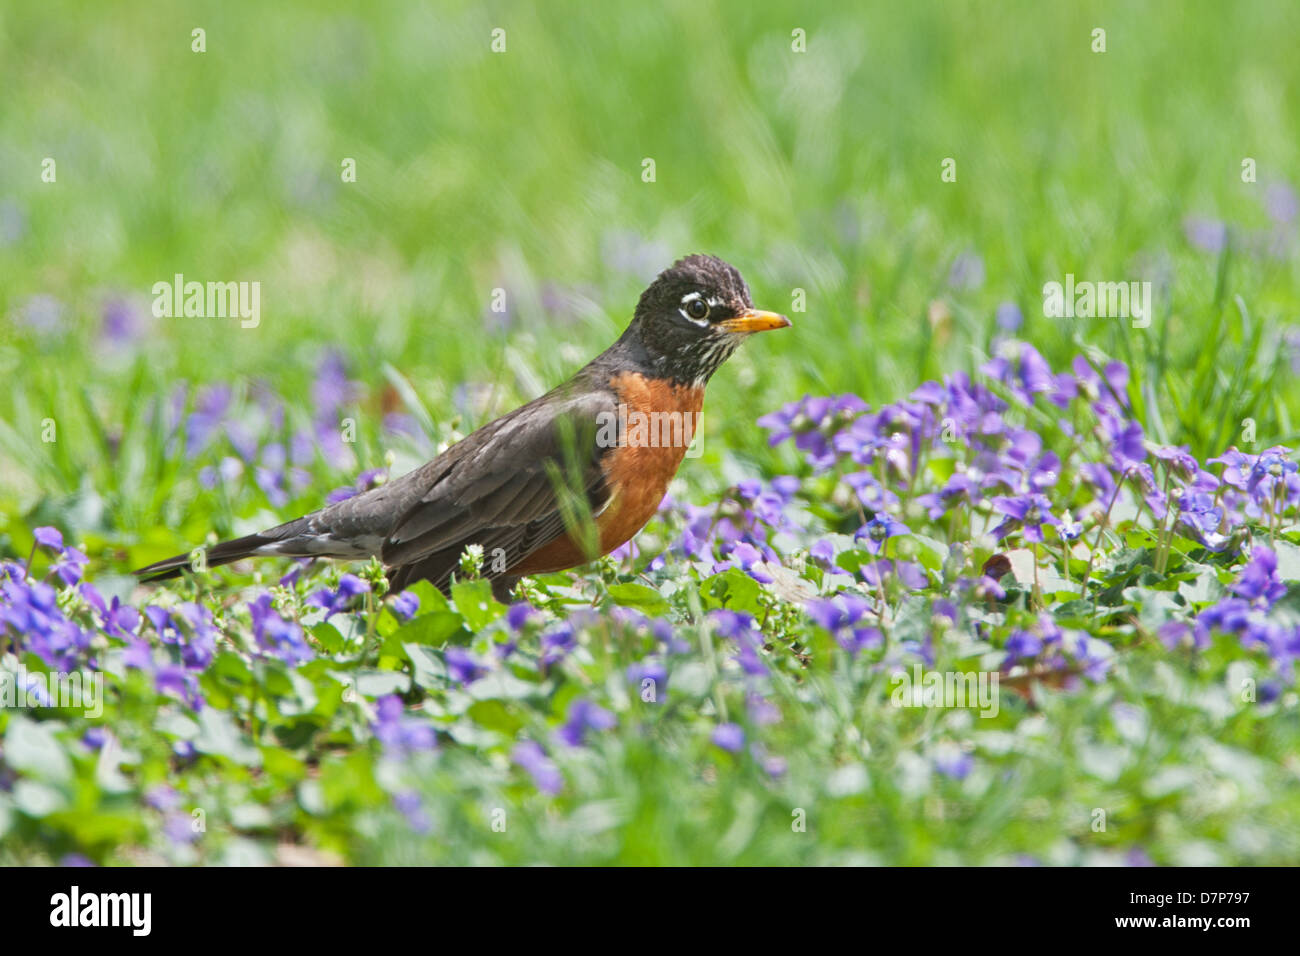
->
(134, 254), (791, 599)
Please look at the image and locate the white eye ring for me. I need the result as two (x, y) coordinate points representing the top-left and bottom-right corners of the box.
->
(680, 292), (710, 325)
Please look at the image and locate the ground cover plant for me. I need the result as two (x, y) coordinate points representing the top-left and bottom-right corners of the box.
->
(4, 340), (1300, 864)
(2, 1), (1299, 865)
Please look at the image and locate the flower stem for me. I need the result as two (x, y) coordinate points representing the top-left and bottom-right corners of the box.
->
(1080, 468), (1130, 596)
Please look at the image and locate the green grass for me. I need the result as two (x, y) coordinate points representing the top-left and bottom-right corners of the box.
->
(2, 0), (1299, 865)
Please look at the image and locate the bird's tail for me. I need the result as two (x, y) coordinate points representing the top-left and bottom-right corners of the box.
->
(134, 515), (320, 582)
(133, 532), (279, 582)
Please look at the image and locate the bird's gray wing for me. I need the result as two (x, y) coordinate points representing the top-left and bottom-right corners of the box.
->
(375, 386), (616, 590)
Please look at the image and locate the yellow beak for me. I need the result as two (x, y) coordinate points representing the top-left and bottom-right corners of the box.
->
(717, 309), (793, 334)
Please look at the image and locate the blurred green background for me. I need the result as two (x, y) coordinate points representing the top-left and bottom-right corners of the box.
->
(2, 0), (1298, 543)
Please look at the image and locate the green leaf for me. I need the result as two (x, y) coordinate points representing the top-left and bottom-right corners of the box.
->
(353, 669), (411, 698)
(404, 644), (446, 689)
(193, 709), (262, 766)
(13, 780), (66, 818)
(261, 746), (307, 782)
(467, 699), (524, 734)
(701, 568), (763, 615)
(606, 582), (670, 616)
(468, 669), (545, 702)
(154, 711), (200, 741)
(1177, 566), (1226, 606)
(833, 548), (874, 574)
(319, 751), (384, 810)
(451, 579), (502, 631)
(4, 717), (73, 784)
(211, 651), (255, 687)
(311, 621), (347, 654)
(407, 579), (452, 614)
(230, 803), (274, 830)
(393, 610), (469, 646)
(1271, 540), (1300, 582)
(908, 533), (949, 572)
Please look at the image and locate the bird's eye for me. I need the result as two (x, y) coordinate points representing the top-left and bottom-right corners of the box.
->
(684, 297), (710, 321)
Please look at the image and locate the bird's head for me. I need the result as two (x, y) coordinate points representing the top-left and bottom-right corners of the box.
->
(627, 254), (791, 386)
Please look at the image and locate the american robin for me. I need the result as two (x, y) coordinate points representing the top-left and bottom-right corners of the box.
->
(135, 255), (790, 598)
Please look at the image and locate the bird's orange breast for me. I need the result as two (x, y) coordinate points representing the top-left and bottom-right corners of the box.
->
(510, 372), (704, 575)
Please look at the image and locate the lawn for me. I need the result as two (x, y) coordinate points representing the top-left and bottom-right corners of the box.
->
(2, 0), (1299, 865)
